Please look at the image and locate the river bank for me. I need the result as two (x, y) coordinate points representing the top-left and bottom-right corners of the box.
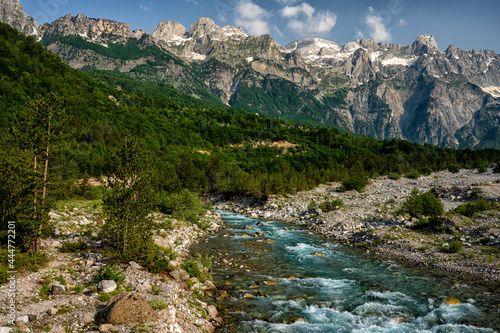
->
(0, 202), (223, 333)
(214, 169), (500, 287)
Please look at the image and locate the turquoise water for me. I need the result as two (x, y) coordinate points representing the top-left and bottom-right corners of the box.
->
(191, 212), (500, 332)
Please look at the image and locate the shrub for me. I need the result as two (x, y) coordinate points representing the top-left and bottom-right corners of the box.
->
(453, 197), (497, 217)
(440, 240), (462, 253)
(387, 172), (401, 180)
(318, 199), (344, 212)
(411, 216), (447, 233)
(92, 265), (126, 285)
(84, 185), (106, 200)
(405, 171), (420, 179)
(156, 189), (206, 223)
(60, 240), (89, 253)
(448, 164), (461, 174)
(494, 162), (500, 174)
(147, 300), (168, 310)
(399, 188), (443, 218)
(307, 200), (317, 212)
(339, 176), (367, 192)
(181, 257), (212, 283)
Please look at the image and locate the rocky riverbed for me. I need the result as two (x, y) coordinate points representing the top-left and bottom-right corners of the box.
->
(0, 202), (223, 333)
(214, 168), (500, 287)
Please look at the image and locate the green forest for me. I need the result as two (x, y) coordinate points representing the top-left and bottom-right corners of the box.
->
(1, 22), (499, 267)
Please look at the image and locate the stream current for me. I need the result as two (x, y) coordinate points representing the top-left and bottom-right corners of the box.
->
(190, 211), (500, 332)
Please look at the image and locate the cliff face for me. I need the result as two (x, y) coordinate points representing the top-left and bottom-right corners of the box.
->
(1, 1), (499, 149)
(0, 0), (36, 35)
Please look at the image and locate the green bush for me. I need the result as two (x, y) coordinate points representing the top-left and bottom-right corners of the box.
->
(440, 240), (462, 253)
(0, 249), (49, 283)
(60, 240), (90, 253)
(411, 216), (447, 233)
(387, 172), (401, 180)
(453, 197), (497, 217)
(181, 257), (212, 283)
(92, 265), (126, 285)
(84, 185), (106, 200)
(399, 188), (443, 218)
(448, 164), (461, 173)
(147, 299), (168, 310)
(339, 176), (367, 192)
(494, 162), (500, 174)
(405, 171), (420, 179)
(318, 199), (344, 212)
(156, 189), (206, 223)
(307, 200), (317, 212)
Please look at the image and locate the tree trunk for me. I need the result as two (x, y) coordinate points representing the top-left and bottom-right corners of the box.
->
(35, 106), (52, 252)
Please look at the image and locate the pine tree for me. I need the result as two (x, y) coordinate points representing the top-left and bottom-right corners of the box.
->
(8, 93), (67, 252)
(101, 135), (156, 262)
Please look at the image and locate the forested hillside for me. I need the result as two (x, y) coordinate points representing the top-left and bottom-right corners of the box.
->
(1, 21), (499, 202)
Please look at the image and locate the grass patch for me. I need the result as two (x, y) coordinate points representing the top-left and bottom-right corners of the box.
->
(147, 299), (168, 310)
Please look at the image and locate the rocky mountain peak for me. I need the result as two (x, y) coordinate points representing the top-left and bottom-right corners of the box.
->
(412, 34), (440, 56)
(0, 0), (36, 35)
(151, 20), (188, 41)
(38, 13), (133, 40)
(189, 17), (217, 38)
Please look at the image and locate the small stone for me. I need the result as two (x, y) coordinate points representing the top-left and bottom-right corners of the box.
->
(50, 326), (65, 333)
(98, 324), (114, 332)
(27, 314), (37, 322)
(16, 315), (29, 325)
(82, 313), (95, 324)
(212, 317), (224, 326)
(128, 261), (142, 270)
(47, 308), (58, 315)
(134, 282), (152, 293)
(243, 293), (255, 298)
(98, 280), (117, 293)
(169, 270), (181, 281)
(244, 225), (253, 230)
(51, 284), (66, 295)
(205, 305), (218, 319)
(203, 280), (216, 290)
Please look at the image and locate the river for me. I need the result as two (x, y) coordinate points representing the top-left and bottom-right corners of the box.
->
(190, 211), (500, 332)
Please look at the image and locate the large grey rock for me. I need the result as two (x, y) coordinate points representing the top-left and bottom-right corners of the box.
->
(98, 280), (117, 293)
(15, 315), (29, 324)
(98, 292), (158, 324)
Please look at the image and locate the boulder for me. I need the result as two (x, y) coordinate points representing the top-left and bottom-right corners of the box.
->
(98, 292), (158, 324)
(98, 280), (117, 293)
(51, 284), (66, 295)
(15, 315), (29, 325)
(50, 326), (65, 333)
(0, 328), (13, 333)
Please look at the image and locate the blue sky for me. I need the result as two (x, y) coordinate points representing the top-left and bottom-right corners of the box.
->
(20, 0), (500, 52)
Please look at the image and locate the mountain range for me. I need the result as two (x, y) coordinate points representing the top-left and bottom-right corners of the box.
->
(1, 0), (499, 149)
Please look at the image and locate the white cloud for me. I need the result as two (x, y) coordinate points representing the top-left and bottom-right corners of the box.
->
(280, 2), (336, 36)
(234, 0), (272, 36)
(363, 7), (391, 42)
(139, 2), (152, 11)
(276, 0), (299, 5)
(398, 18), (406, 27)
(185, 0), (200, 6)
